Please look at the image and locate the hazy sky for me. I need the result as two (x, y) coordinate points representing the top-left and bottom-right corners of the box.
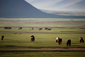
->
(25, 0), (85, 11)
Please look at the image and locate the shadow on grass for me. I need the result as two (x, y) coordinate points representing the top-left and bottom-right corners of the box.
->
(0, 50), (85, 52)
(5, 45), (16, 47)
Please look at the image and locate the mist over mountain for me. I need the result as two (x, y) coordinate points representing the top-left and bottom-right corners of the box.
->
(41, 9), (85, 17)
(0, 0), (85, 18)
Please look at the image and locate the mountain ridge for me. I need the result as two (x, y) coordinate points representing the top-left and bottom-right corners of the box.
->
(0, 0), (85, 18)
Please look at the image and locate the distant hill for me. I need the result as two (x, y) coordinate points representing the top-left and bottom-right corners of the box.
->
(0, 0), (85, 18)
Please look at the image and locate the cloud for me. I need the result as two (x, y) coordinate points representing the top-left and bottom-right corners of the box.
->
(25, 0), (63, 10)
(58, 0), (82, 8)
(25, 0), (85, 11)
(25, 0), (35, 3)
(49, 0), (83, 11)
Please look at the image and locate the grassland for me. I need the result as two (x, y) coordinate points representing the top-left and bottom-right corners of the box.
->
(0, 18), (85, 57)
(0, 18), (85, 27)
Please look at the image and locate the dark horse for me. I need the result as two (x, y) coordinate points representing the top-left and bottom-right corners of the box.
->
(56, 37), (62, 45)
(1, 35), (4, 40)
(79, 37), (84, 43)
(31, 35), (35, 42)
(66, 39), (71, 46)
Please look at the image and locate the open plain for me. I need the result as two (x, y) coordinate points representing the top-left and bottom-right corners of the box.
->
(0, 18), (85, 57)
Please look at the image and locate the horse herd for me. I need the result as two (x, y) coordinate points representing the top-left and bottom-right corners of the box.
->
(1, 35), (84, 46)
(56, 37), (84, 46)
(30, 35), (84, 46)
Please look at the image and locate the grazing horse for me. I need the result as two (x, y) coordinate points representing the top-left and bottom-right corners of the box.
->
(4, 27), (12, 29)
(31, 35), (35, 42)
(1, 35), (4, 40)
(66, 39), (71, 46)
(79, 37), (84, 43)
(56, 37), (62, 45)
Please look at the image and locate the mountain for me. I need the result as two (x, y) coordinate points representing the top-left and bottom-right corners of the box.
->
(0, 0), (85, 18)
